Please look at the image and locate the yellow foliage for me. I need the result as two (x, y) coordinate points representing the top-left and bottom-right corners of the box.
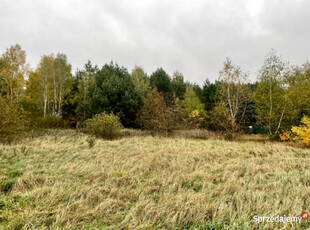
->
(186, 109), (205, 129)
(189, 109), (200, 118)
(291, 116), (310, 147)
(279, 131), (292, 142)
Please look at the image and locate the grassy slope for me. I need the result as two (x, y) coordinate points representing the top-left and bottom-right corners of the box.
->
(1, 130), (310, 229)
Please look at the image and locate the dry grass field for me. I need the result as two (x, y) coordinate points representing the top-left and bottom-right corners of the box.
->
(1, 130), (310, 229)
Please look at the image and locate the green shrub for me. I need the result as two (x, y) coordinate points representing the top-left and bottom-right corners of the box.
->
(85, 113), (122, 140)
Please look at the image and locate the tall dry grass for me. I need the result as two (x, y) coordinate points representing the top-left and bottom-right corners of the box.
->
(0, 129), (310, 229)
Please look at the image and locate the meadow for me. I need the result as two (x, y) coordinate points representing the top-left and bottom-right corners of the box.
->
(1, 130), (310, 229)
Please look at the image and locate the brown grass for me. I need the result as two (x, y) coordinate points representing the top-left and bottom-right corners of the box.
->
(0, 129), (310, 229)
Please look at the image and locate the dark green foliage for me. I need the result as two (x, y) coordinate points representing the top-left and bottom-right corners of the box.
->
(62, 61), (99, 126)
(1, 179), (15, 193)
(150, 68), (172, 102)
(61, 93), (78, 128)
(85, 112), (122, 140)
(83, 60), (100, 76)
(202, 80), (221, 111)
(91, 62), (143, 127)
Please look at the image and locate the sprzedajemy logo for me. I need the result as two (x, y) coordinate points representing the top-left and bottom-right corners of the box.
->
(253, 212), (308, 224)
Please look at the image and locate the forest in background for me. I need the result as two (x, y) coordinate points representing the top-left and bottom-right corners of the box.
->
(1, 44), (310, 143)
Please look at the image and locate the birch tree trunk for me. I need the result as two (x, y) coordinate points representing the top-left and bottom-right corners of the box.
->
(43, 85), (47, 117)
(269, 77), (273, 135)
(53, 72), (57, 116)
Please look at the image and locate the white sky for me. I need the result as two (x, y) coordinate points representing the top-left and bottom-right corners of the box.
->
(1, 0), (310, 85)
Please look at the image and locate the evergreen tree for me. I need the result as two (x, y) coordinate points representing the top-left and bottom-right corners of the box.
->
(202, 79), (221, 111)
(171, 71), (186, 100)
(149, 68), (172, 102)
(91, 62), (143, 127)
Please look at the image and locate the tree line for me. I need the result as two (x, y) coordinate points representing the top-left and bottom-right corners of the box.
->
(1, 44), (310, 141)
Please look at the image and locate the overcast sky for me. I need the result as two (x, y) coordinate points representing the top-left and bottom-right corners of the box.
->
(1, 0), (310, 84)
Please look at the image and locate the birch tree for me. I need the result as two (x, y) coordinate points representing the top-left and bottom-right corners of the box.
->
(212, 58), (250, 132)
(36, 54), (72, 116)
(255, 50), (297, 135)
(37, 55), (53, 116)
(76, 71), (95, 119)
(54, 53), (73, 116)
(0, 44), (28, 101)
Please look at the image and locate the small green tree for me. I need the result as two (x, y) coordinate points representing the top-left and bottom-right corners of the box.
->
(202, 79), (221, 111)
(85, 112), (122, 140)
(181, 87), (207, 128)
(171, 71), (186, 100)
(131, 66), (150, 97)
(0, 96), (29, 143)
(138, 88), (182, 134)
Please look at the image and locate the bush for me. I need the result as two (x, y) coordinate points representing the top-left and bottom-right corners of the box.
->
(224, 132), (234, 141)
(279, 130), (292, 142)
(292, 116), (310, 147)
(85, 112), (122, 140)
(0, 97), (29, 143)
(37, 116), (65, 129)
